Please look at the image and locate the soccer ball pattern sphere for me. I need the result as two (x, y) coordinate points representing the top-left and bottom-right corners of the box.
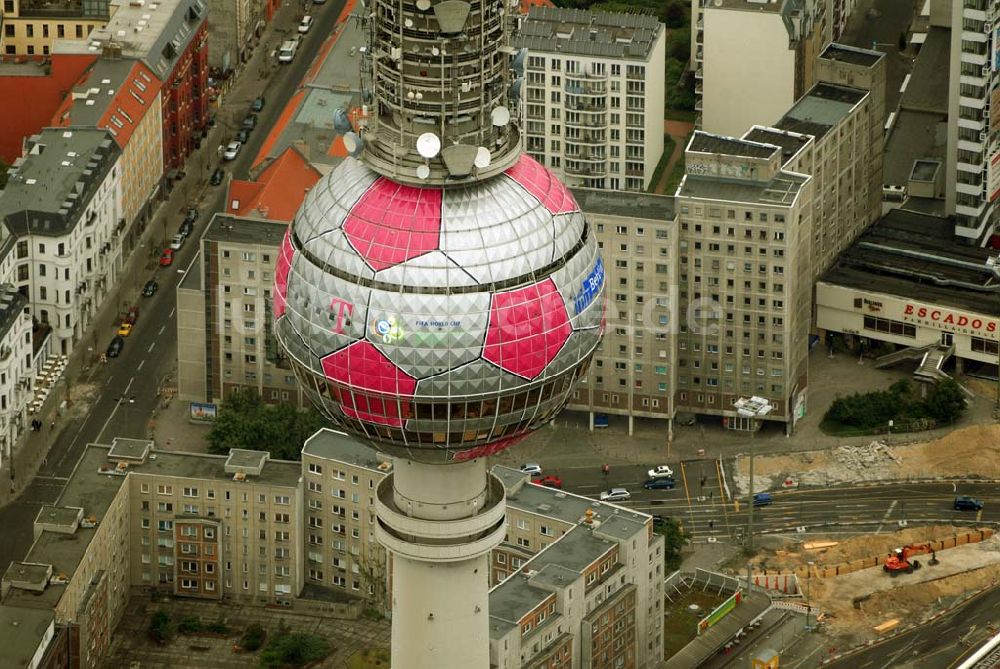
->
(274, 154), (604, 463)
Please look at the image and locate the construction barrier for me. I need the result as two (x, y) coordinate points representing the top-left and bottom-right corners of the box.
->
(751, 572), (800, 595)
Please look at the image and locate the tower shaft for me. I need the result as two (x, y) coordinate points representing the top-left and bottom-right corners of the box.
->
(374, 458), (506, 668)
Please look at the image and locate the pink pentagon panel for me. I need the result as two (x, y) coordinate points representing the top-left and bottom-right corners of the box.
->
(321, 341), (418, 428)
(343, 178), (443, 271)
(504, 154), (577, 214)
(482, 278), (572, 380)
(451, 433), (529, 462)
(273, 228), (295, 318)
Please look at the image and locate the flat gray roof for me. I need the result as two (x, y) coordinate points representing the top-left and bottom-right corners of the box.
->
(820, 43), (884, 68)
(883, 109), (947, 186)
(0, 128), (120, 237)
(35, 505), (81, 529)
(64, 59), (135, 127)
(900, 27), (949, 114)
(302, 428), (388, 472)
(515, 7), (662, 60)
(775, 83), (867, 139)
(204, 214), (286, 247)
(742, 127), (812, 165)
(688, 132), (778, 160)
(0, 606), (54, 666)
(523, 523), (614, 574)
(679, 172), (809, 208)
(821, 209), (1000, 316)
(572, 187), (675, 221)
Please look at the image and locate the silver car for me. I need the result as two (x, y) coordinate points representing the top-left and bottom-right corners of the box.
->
(600, 488), (631, 502)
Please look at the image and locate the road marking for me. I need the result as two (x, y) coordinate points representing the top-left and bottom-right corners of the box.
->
(168, 307), (175, 318)
(96, 377), (134, 443)
(875, 500), (898, 534)
(148, 342), (156, 352)
(137, 360), (145, 371)
(158, 325), (166, 335)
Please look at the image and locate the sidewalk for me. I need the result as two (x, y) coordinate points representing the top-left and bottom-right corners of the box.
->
(0, 1), (305, 508)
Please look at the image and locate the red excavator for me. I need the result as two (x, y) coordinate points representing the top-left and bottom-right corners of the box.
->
(883, 543), (934, 576)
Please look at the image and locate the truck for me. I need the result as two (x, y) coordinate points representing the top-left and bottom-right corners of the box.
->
(278, 38), (299, 64)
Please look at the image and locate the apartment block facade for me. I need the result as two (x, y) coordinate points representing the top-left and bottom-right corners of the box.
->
(0, 285), (32, 469)
(674, 132), (813, 430)
(0, 0), (111, 57)
(0, 127), (124, 355)
(177, 214), (304, 407)
(515, 7), (665, 192)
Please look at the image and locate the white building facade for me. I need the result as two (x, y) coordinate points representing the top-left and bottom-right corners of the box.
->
(516, 7), (665, 192)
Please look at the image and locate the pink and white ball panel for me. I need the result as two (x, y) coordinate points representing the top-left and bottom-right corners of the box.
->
(274, 155), (605, 463)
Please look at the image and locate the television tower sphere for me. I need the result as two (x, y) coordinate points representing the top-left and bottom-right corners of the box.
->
(273, 155), (605, 464)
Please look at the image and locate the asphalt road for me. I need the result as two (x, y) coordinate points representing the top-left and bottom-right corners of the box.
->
(823, 584), (1000, 669)
(0, 0), (347, 572)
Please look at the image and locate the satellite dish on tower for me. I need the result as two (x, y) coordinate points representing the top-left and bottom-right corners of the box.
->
(343, 132), (364, 157)
(474, 147), (491, 169)
(333, 108), (352, 133)
(416, 0), (430, 9)
(416, 132), (441, 158)
(404, 17), (413, 27)
(416, 164), (431, 180)
(491, 106), (511, 127)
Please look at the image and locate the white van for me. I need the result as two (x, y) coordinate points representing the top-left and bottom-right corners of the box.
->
(278, 39), (298, 64)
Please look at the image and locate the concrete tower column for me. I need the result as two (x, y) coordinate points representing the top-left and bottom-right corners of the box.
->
(374, 458), (506, 669)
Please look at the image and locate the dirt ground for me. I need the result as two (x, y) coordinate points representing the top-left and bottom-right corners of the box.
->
(749, 526), (1000, 642)
(733, 424), (1000, 494)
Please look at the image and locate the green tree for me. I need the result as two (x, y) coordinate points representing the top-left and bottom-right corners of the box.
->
(259, 633), (330, 668)
(207, 388), (327, 460)
(241, 623), (266, 651)
(655, 518), (686, 571)
(665, 0), (685, 28)
(0, 160), (9, 190)
(149, 609), (174, 644)
(924, 378), (966, 423)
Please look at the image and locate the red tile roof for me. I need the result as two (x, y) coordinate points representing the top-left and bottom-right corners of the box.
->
(226, 146), (322, 222)
(0, 53), (96, 161)
(519, 0), (554, 13)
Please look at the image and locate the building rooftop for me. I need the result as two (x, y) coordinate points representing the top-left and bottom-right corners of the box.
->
(302, 428), (390, 472)
(572, 187), (674, 221)
(515, 6), (662, 60)
(108, 437), (153, 462)
(883, 109), (947, 187)
(900, 26), (949, 114)
(0, 285), (27, 339)
(85, 0), (206, 81)
(56, 59), (162, 149)
(687, 131), (779, 160)
(910, 159), (940, 183)
(742, 126), (812, 165)
(203, 214), (287, 247)
(775, 83), (867, 140)
(678, 172), (809, 207)
(0, 127), (120, 237)
(0, 606), (53, 667)
(35, 505), (83, 531)
(227, 147), (321, 223)
(820, 209), (1000, 316)
(820, 42), (884, 68)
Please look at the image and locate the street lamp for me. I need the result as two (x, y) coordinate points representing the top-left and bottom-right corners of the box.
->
(735, 395), (773, 553)
(805, 560), (814, 631)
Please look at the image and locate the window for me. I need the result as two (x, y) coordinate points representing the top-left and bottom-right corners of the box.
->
(183, 487), (198, 497)
(308, 463), (323, 474)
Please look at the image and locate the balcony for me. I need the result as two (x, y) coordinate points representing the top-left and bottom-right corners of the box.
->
(565, 163), (608, 178)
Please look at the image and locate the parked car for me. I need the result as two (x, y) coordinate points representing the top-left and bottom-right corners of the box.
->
(531, 475), (562, 489)
(107, 335), (125, 358)
(298, 15), (313, 33)
(599, 488), (631, 502)
(241, 113), (258, 131)
(223, 141), (242, 161)
(278, 38), (299, 63)
(159, 249), (174, 266)
(169, 234), (185, 251)
(125, 306), (139, 324)
(251, 96), (265, 112)
(647, 465), (674, 479)
(752, 492), (773, 507)
(117, 322), (133, 337)
(643, 477), (676, 490)
(651, 514), (668, 528)
(210, 167), (225, 186)
(954, 495), (984, 511)
(142, 280), (158, 297)
(519, 463), (542, 476)
(178, 220), (193, 238)
(236, 128), (251, 144)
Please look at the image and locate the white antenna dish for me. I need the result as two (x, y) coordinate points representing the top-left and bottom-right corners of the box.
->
(343, 132), (364, 157)
(404, 17), (413, 27)
(416, 164), (431, 180)
(416, 132), (441, 158)
(491, 106), (511, 127)
(474, 147), (491, 169)
(416, 0), (430, 9)
(431, 46), (440, 56)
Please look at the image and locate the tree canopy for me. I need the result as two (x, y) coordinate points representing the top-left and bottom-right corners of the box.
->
(207, 389), (328, 460)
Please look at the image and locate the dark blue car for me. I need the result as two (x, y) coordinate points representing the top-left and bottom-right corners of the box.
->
(643, 477), (676, 490)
